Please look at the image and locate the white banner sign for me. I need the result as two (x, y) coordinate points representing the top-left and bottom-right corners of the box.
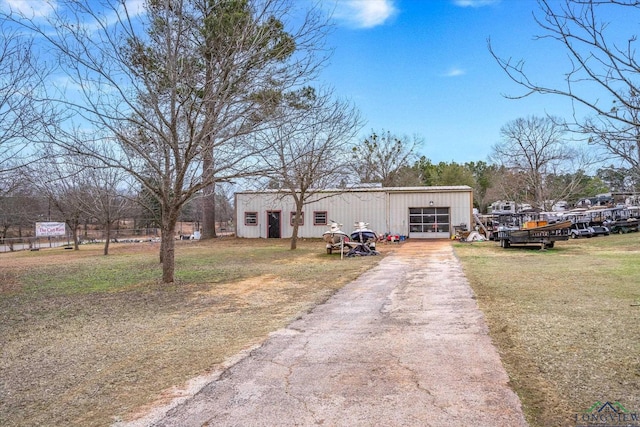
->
(35, 222), (67, 237)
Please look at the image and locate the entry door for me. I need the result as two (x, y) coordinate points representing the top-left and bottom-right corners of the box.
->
(267, 211), (281, 238)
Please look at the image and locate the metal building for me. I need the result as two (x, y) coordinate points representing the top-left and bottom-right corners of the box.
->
(234, 186), (474, 239)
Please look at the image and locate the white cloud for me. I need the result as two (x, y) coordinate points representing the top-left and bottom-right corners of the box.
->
(97, 0), (146, 28)
(332, 0), (397, 29)
(443, 67), (466, 77)
(122, 0), (145, 17)
(453, 0), (500, 8)
(3, 0), (56, 18)
(1, 0), (145, 27)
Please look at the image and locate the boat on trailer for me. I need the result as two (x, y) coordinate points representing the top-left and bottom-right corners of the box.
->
(346, 222), (379, 256)
(323, 222), (350, 254)
(350, 222), (378, 249)
(323, 221), (380, 255)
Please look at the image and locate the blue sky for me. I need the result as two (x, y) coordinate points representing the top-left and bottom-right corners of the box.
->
(2, 0), (630, 166)
(317, 0), (592, 164)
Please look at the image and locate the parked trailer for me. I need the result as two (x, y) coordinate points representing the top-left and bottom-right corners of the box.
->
(607, 219), (639, 234)
(497, 220), (572, 249)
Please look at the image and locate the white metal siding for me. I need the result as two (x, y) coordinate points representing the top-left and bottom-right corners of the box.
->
(235, 187), (473, 239)
(388, 191), (472, 238)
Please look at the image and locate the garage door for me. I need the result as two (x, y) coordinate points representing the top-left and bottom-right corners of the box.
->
(409, 207), (450, 238)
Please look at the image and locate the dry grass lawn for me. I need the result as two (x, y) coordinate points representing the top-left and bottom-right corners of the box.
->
(454, 233), (640, 427)
(0, 238), (387, 427)
(4, 234), (639, 427)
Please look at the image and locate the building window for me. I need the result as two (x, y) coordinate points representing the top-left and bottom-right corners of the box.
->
(290, 211), (304, 226)
(314, 211), (327, 225)
(244, 212), (258, 226)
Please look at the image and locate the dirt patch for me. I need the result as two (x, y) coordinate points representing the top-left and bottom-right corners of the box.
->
(0, 270), (21, 293)
(0, 239), (386, 427)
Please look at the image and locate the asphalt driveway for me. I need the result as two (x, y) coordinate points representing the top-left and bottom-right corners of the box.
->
(121, 240), (527, 427)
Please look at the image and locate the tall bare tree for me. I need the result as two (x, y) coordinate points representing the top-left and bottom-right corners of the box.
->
(4, 0), (330, 282)
(0, 23), (54, 188)
(583, 90), (640, 184)
(351, 130), (422, 187)
(490, 115), (591, 209)
(489, 0), (640, 176)
(256, 87), (362, 250)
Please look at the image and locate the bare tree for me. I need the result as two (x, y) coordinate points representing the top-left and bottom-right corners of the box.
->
(0, 178), (45, 244)
(486, 167), (532, 208)
(73, 159), (132, 255)
(20, 146), (130, 254)
(489, 0), (640, 175)
(351, 130), (422, 187)
(0, 22), (54, 188)
(24, 155), (88, 250)
(4, 0), (330, 283)
(180, 184), (233, 235)
(256, 87), (362, 250)
(490, 116), (591, 209)
(583, 90), (640, 183)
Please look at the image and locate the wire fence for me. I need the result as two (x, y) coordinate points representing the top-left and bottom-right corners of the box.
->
(0, 236), (69, 253)
(0, 228), (162, 253)
(0, 223), (235, 254)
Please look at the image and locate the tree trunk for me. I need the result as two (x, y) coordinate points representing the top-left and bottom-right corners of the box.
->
(290, 222), (299, 250)
(103, 221), (111, 256)
(160, 209), (178, 283)
(161, 227), (176, 283)
(289, 200), (304, 250)
(201, 151), (217, 239)
(72, 225), (80, 250)
(67, 219), (80, 251)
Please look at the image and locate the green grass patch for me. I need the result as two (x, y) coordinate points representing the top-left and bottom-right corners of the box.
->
(21, 258), (161, 294)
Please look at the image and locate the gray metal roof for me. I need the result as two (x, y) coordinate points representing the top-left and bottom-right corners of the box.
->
(236, 186), (473, 195)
